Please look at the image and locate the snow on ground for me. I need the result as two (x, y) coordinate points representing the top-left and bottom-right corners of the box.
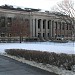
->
(0, 42), (75, 54)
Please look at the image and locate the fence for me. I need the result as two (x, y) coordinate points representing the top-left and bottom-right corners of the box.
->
(0, 37), (39, 43)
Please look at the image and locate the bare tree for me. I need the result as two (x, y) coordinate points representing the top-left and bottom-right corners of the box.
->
(51, 0), (75, 40)
(52, 0), (75, 17)
(11, 17), (30, 43)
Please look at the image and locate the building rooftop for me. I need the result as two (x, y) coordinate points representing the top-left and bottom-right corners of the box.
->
(0, 4), (41, 12)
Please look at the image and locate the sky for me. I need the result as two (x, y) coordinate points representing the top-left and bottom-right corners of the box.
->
(0, 0), (63, 11)
(0, 0), (75, 11)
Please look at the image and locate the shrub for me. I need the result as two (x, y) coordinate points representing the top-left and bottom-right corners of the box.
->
(5, 49), (75, 70)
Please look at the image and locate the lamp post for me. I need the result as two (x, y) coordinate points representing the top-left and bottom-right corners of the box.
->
(72, 33), (74, 46)
(20, 33), (22, 43)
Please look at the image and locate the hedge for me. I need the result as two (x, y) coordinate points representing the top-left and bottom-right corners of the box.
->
(5, 49), (75, 70)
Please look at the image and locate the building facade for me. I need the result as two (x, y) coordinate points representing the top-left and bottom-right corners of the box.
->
(0, 6), (74, 42)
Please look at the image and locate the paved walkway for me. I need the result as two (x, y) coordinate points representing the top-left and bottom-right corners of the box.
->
(0, 55), (58, 75)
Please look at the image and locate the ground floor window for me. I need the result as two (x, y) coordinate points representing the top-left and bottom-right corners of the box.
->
(1, 33), (5, 37)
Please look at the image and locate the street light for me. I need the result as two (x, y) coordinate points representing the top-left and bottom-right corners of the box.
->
(20, 33), (22, 43)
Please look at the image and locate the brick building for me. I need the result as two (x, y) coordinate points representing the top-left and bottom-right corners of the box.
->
(0, 5), (74, 42)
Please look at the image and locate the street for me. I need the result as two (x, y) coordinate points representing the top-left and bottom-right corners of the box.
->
(0, 55), (58, 75)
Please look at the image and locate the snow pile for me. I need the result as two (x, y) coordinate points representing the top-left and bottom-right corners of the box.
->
(0, 42), (75, 54)
(3, 54), (75, 75)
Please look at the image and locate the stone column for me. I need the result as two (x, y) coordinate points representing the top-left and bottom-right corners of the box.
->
(29, 17), (33, 37)
(45, 20), (48, 40)
(52, 20), (55, 38)
(60, 22), (62, 37)
(32, 19), (35, 37)
(35, 19), (38, 37)
(67, 24), (69, 39)
(53, 21), (56, 38)
(40, 19), (43, 39)
(64, 23), (66, 39)
(50, 20), (52, 38)
(55, 21), (58, 38)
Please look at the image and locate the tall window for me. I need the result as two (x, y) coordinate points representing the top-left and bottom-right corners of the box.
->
(55, 22), (57, 29)
(0, 17), (5, 27)
(48, 20), (51, 29)
(38, 33), (41, 38)
(38, 19), (41, 29)
(48, 33), (49, 37)
(43, 33), (45, 37)
(58, 22), (61, 29)
(62, 22), (64, 30)
(66, 24), (68, 30)
(7, 17), (12, 27)
(43, 20), (46, 29)
(69, 25), (72, 30)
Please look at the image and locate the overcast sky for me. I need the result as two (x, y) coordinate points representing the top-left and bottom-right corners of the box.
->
(0, 0), (74, 11)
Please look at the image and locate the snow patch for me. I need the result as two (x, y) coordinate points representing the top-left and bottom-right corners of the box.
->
(0, 42), (75, 54)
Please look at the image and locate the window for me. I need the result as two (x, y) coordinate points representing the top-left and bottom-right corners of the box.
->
(38, 19), (41, 29)
(69, 25), (72, 30)
(58, 22), (61, 29)
(43, 33), (45, 37)
(25, 19), (29, 21)
(55, 22), (57, 29)
(7, 17), (12, 27)
(48, 33), (49, 37)
(0, 17), (5, 27)
(1, 33), (5, 37)
(62, 22), (64, 30)
(38, 33), (41, 38)
(43, 20), (46, 29)
(8, 33), (11, 37)
(48, 21), (50, 29)
(66, 24), (68, 30)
